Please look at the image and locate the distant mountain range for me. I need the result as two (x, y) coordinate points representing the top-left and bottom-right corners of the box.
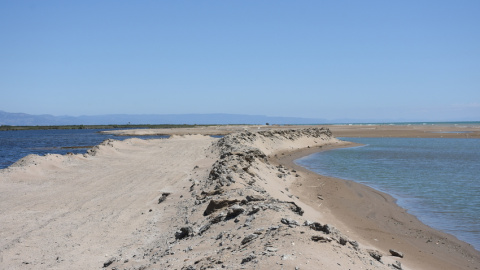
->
(0, 110), (330, 126)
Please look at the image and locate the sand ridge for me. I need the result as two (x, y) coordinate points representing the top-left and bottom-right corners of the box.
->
(1, 127), (479, 269)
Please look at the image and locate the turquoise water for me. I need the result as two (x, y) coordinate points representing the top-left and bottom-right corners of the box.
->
(296, 137), (480, 251)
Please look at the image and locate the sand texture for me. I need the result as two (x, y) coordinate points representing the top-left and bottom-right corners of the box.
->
(101, 123), (480, 138)
(1, 127), (479, 269)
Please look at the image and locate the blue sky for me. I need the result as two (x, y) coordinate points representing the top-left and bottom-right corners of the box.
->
(1, 1), (479, 121)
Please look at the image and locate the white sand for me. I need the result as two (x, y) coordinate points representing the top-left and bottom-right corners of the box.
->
(1, 136), (216, 268)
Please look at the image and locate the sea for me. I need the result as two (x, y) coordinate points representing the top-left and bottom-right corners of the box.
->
(0, 129), (168, 169)
(296, 136), (480, 251)
(1, 125), (479, 251)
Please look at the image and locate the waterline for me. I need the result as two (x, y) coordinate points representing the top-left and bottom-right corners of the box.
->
(296, 137), (480, 251)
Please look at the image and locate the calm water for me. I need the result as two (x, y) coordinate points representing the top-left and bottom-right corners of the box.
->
(297, 137), (480, 251)
(325, 121), (480, 126)
(0, 129), (168, 169)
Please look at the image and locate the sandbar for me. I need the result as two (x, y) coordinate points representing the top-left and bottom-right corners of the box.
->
(1, 125), (479, 269)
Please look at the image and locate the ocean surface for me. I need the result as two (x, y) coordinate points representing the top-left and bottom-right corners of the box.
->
(0, 129), (168, 169)
(296, 137), (480, 251)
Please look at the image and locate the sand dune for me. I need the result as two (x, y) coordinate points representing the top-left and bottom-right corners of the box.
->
(1, 127), (479, 269)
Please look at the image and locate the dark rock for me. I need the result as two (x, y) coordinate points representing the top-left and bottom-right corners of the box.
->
(203, 199), (239, 216)
(389, 249), (404, 258)
(241, 254), (257, 264)
(322, 224), (335, 234)
(282, 201), (304, 216)
(338, 236), (348, 245)
(175, 227), (194, 240)
(158, 192), (171, 204)
(308, 222), (323, 231)
(266, 247), (277, 252)
(226, 205), (245, 220)
(211, 212), (226, 224)
(311, 235), (332, 242)
(246, 195), (265, 202)
(367, 249), (382, 262)
(281, 218), (299, 227)
(303, 220), (314, 226)
(197, 188), (224, 200)
(241, 234), (259, 245)
(248, 206), (261, 215)
(308, 222), (335, 234)
(103, 257), (116, 268)
(349, 240), (359, 249)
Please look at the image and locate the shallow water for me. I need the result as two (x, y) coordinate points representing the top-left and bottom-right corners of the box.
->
(0, 129), (168, 169)
(296, 137), (480, 251)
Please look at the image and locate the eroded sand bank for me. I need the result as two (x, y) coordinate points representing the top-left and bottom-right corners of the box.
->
(1, 126), (479, 269)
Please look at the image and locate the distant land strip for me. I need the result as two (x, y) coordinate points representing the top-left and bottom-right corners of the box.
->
(0, 124), (218, 131)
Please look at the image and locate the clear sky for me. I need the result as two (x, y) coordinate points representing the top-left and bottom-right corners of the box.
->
(1, 1), (479, 122)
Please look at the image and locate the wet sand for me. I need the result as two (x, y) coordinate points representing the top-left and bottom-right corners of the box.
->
(274, 143), (480, 270)
(328, 124), (480, 138)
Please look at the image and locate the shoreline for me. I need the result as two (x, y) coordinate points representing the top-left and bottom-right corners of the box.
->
(1, 126), (479, 269)
(328, 124), (480, 138)
(273, 141), (480, 270)
(101, 123), (480, 138)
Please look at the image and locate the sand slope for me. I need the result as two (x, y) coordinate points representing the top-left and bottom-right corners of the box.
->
(1, 136), (216, 269)
(1, 127), (479, 269)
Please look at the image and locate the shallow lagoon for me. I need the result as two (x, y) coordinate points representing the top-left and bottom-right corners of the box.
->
(297, 137), (480, 251)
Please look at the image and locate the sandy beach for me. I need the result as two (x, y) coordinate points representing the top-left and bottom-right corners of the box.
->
(102, 123), (480, 138)
(1, 126), (479, 269)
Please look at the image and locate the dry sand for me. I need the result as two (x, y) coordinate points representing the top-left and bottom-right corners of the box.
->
(102, 123), (480, 138)
(1, 126), (479, 269)
(328, 124), (480, 138)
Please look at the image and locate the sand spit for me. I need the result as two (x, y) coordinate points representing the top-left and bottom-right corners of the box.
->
(101, 123), (480, 138)
(328, 124), (480, 138)
(1, 127), (479, 269)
